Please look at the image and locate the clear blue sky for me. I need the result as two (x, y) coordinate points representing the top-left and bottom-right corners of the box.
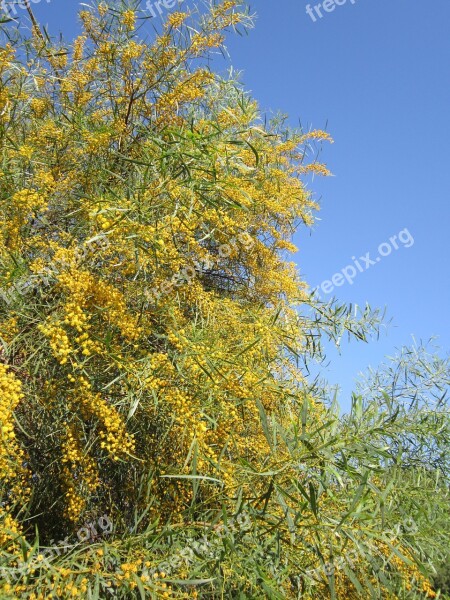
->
(13, 0), (450, 409)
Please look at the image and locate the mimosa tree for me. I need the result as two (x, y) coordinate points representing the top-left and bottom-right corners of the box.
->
(0, 2), (448, 598)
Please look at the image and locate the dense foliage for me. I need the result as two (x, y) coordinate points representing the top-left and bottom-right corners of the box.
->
(0, 2), (448, 598)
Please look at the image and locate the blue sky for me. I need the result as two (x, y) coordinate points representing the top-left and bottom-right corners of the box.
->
(10, 0), (450, 409)
(222, 0), (450, 408)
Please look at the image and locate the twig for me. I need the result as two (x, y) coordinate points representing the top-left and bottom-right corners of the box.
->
(23, 0), (45, 44)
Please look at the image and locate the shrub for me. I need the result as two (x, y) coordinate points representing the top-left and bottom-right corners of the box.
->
(0, 2), (448, 598)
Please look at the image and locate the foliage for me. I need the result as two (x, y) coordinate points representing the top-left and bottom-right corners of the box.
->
(0, 1), (448, 598)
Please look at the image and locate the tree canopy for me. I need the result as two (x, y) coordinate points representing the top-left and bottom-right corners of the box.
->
(0, 2), (448, 598)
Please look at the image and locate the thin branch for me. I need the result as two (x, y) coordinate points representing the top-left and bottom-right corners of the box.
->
(23, 0), (45, 44)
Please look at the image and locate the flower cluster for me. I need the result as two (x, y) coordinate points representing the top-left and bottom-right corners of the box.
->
(61, 424), (100, 522)
(0, 364), (29, 500)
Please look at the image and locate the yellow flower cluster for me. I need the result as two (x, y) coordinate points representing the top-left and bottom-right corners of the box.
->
(92, 278), (141, 341)
(155, 70), (215, 124)
(0, 315), (19, 344)
(0, 43), (14, 73)
(82, 129), (112, 153)
(375, 542), (437, 598)
(166, 12), (188, 29)
(56, 266), (139, 342)
(38, 321), (72, 364)
(0, 506), (22, 554)
(96, 396), (135, 460)
(1, 189), (46, 251)
(0, 364), (30, 500)
(73, 35), (87, 61)
(64, 301), (89, 332)
(34, 168), (56, 193)
(74, 378), (135, 461)
(30, 98), (49, 117)
(61, 423), (99, 522)
(190, 33), (224, 55)
(122, 10), (136, 30)
(300, 129), (334, 143)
